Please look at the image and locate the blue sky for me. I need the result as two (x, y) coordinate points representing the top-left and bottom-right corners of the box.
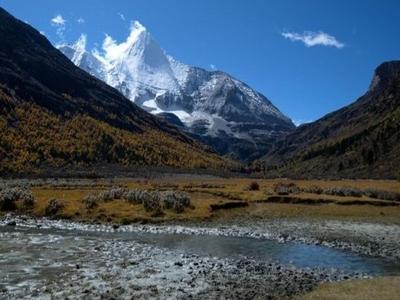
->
(1, 0), (399, 124)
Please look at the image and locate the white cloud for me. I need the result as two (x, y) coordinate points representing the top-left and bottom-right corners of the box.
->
(51, 14), (67, 41)
(209, 64), (216, 70)
(282, 31), (344, 48)
(40, 31), (46, 36)
(118, 12), (126, 21)
(101, 21), (146, 61)
(51, 14), (66, 26)
(77, 17), (85, 24)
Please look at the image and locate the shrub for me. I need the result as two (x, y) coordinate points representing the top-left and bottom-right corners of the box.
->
(364, 188), (380, 199)
(82, 187), (126, 207)
(123, 189), (151, 204)
(83, 194), (98, 209)
(248, 181), (260, 191)
(364, 188), (400, 201)
(98, 187), (126, 202)
(343, 187), (363, 197)
(45, 199), (64, 216)
(324, 187), (362, 197)
(109, 187), (126, 199)
(172, 201), (185, 213)
(0, 189), (17, 211)
(273, 182), (299, 195)
(161, 191), (191, 213)
(142, 192), (164, 217)
(324, 187), (344, 197)
(302, 185), (323, 194)
(183, 183), (225, 189)
(0, 187), (35, 211)
(200, 184), (224, 188)
(83, 188), (191, 215)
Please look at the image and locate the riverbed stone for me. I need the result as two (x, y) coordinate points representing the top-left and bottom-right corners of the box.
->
(1, 216), (396, 299)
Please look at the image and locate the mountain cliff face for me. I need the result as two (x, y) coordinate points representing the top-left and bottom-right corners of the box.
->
(0, 7), (231, 174)
(58, 22), (295, 161)
(261, 61), (400, 179)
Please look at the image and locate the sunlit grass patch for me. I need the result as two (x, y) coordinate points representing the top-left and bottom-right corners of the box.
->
(298, 277), (400, 300)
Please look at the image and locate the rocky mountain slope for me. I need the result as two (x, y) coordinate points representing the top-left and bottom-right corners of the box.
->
(261, 61), (400, 179)
(0, 7), (231, 174)
(58, 22), (294, 161)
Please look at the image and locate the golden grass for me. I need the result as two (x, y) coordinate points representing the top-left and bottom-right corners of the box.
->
(215, 202), (400, 223)
(29, 186), (218, 223)
(298, 277), (400, 300)
(9, 177), (399, 224)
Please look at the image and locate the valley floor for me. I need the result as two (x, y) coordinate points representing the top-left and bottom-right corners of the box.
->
(4, 175), (400, 224)
(1, 175), (400, 299)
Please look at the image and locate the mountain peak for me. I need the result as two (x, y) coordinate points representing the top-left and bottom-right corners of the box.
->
(0, 7), (228, 172)
(125, 20), (150, 52)
(59, 20), (294, 161)
(73, 34), (87, 52)
(369, 60), (400, 91)
(101, 20), (167, 66)
(132, 20), (146, 33)
(69, 34), (87, 65)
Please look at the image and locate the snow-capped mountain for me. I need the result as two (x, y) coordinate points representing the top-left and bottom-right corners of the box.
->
(59, 34), (108, 80)
(58, 21), (295, 160)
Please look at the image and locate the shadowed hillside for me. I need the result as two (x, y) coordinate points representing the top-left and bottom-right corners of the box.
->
(261, 61), (400, 179)
(0, 7), (232, 175)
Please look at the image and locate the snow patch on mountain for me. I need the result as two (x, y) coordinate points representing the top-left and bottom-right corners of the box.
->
(58, 21), (295, 160)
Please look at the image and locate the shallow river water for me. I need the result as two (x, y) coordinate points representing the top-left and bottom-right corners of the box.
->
(1, 224), (400, 295)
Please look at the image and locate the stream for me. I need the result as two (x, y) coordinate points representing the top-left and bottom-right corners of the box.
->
(1, 224), (400, 298)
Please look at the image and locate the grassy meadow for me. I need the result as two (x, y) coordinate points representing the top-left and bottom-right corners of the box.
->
(2, 176), (399, 224)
